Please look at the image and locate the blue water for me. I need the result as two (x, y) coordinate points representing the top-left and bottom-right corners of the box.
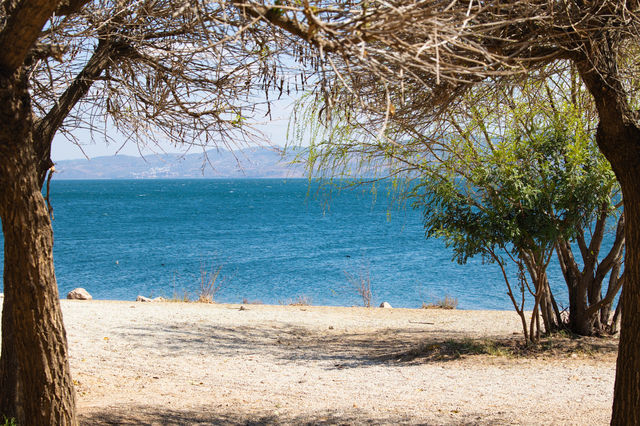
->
(0, 178), (602, 309)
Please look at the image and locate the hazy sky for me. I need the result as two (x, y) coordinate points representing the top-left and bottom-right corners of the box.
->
(51, 100), (297, 161)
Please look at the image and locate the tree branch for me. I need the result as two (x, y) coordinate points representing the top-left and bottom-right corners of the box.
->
(584, 207), (609, 275)
(0, 0), (63, 76)
(33, 38), (121, 184)
(233, 1), (339, 52)
(585, 272), (624, 318)
(556, 237), (582, 281)
(594, 213), (625, 283)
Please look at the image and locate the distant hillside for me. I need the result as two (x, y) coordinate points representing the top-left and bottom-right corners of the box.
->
(54, 147), (307, 179)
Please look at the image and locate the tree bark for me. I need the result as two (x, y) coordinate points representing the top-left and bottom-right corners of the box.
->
(556, 229), (623, 336)
(610, 168), (640, 425)
(0, 70), (77, 424)
(0, 0), (64, 77)
(522, 252), (558, 334)
(576, 52), (640, 425)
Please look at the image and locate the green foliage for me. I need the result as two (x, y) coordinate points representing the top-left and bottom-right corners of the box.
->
(2, 417), (16, 426)
(415, 116), (618, 266)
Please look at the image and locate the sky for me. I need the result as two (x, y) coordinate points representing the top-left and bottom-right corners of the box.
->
(51, 99), (299, 161)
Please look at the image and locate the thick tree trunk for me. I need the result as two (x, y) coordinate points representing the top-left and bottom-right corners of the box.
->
(556, 236), (622, 336)
(577, 55), (640, 424)
(0, 291), (19, 419)
(611, 174), (640, 425)
(571, 274), (597, 336)
(560, 253), (581, 330)
(572, 296), (595, 335)
(0, 71), (77, 424)
(565, 275), (600, 335)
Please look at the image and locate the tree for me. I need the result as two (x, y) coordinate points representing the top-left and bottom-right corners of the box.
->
(0, 1), (286, 423)
(421, 77), (625, 338)
(236, 0), (640, 421)
(285, 35), (627, 337)
(413, 105), (622, 342)
(288, 67), (625, 338)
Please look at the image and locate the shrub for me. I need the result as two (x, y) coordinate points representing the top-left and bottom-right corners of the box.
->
(281, 295), (313, 306)
(422, 295), (458, 310)
(344, 263), (373, 307)
(197, 263), (226, 303)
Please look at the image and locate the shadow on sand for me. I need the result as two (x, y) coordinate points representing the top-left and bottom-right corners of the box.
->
(108, 312), (618, 369)
(79, 404), (509, 425)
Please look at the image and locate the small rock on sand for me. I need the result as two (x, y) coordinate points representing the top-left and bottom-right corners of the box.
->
(136, 296), (166, 302)
(67, 288), (92, 300)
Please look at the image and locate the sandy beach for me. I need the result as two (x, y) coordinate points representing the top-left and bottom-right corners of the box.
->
(11, 299), (621, 424)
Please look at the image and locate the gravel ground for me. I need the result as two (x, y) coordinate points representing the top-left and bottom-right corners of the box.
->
(54, 300), (617, 425)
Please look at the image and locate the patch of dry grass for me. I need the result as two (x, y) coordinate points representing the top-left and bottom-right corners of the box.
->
(280, 295), (313, 306)
(422, 296), (458, 310)
(395, 333), (618, 362)
(242, 298), (264, 305)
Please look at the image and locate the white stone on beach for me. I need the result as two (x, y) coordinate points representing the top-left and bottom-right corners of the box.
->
(379, 301), (392, 308)
(67, 288), (92, 300)
(136, 296), (166, 302)
(136, 296), (165, 302)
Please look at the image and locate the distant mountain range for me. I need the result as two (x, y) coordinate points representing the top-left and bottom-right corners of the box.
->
(54, 147), (308, 179)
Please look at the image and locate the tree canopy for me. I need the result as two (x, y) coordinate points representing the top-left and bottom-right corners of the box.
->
(414, 103), (621, 340)
(242, 1), (640, 420)
(2, 0), (640, 422)
(0, 1), (297, 422)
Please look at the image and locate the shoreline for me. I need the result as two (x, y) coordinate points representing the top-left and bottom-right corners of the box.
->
(60, 298), (530, 335)
(61, 293), (520, 311)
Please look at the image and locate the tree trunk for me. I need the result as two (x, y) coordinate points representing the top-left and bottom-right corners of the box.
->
(564, 265), (580, 330)
(564, 273), (598, 335)
(572, 298), (595, 336)
(539, 274), (560, 333)
(576, 54), (640, 425)
(611, 298), (622, 335)
(599, 264), (619, 327)
(546, 280), (563, 330)
(522, 253), (558, 335)
(556, 237), (621, 336)
(0, 70), (77, 424)
(610, 173), (640, 425)
(0, 290), (19, 419)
